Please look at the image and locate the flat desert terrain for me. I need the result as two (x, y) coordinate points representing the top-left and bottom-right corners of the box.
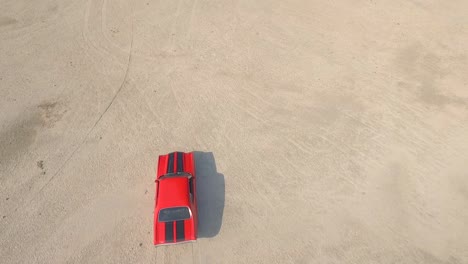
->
(1, 0), (468, 263)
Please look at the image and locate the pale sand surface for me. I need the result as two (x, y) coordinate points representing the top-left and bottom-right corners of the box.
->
(1, 0), (468, 263)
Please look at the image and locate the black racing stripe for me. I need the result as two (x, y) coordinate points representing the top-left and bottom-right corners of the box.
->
(176, 220), (185, 241)
(176, 152), (184, 172)
(165, 221), (174, 243)
(167, 153), (175, 173)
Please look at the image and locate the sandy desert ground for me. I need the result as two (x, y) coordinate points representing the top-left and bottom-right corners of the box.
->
(1, 0), (468, 263)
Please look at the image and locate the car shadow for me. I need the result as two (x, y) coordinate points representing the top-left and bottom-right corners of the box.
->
(194, 151), (225, 238)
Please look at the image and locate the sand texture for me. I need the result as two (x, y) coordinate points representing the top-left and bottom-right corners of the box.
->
(1, 0), (468, 263)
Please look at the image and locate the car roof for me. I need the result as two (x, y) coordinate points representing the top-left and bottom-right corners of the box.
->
(157, 177), (190, 207)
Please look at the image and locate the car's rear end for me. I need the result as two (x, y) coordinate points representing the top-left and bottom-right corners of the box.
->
(154, 206), (197, 245)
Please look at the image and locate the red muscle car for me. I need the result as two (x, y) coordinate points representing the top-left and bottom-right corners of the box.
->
(153, 152), (198, 245)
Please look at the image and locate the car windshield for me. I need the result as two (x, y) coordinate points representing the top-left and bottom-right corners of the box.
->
(159, 172), (192, 180)
(158, 207), (191, 222)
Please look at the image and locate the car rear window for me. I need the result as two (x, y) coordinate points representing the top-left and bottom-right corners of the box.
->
(158, 207), (191, 222)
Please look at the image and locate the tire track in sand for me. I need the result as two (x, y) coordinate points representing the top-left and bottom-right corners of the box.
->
(34, 0), (135, 197)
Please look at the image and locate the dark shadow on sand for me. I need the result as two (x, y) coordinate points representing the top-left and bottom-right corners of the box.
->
(194, 151), (225, 238)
